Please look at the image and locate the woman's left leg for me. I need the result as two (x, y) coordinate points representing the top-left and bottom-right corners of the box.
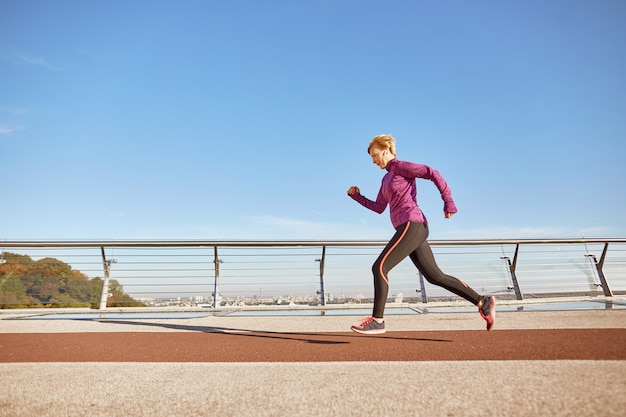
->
(409, 231), (496, 330)
(408, 223), (481, 305)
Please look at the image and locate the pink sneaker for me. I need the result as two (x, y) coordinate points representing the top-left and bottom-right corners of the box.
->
(351, 317), (386, 335)
(479, 296), (496, 331)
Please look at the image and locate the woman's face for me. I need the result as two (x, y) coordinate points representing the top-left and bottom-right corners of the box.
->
(369, 146), (392, 169)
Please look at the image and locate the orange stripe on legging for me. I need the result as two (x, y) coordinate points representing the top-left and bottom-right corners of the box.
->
(378, 222), (411, 285)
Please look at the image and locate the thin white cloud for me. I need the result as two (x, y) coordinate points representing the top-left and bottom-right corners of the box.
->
(0, 105), (30, 136)
(0, 124), (22, 136)
(5, 53), (62, 71)
(17, 53), (62, 71)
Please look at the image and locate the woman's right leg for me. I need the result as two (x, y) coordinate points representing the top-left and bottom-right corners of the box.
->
(352, 222), (420, 335)
(370, 222), (422, 318)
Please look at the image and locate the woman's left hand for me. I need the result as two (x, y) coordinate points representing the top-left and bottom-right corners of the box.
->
(444, 212), (455, 219)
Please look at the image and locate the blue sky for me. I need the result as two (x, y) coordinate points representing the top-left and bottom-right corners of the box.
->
(1, 0), (625, 241)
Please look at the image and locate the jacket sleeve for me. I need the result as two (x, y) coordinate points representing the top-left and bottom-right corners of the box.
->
(350, 187), (388, 214)
(395, 160), (458, 213)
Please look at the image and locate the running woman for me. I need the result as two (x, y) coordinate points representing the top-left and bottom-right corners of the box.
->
(347, 134), (495, 335)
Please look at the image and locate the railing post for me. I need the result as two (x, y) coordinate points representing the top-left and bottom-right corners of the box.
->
(586, 243), (613, 297)
(316, 246), (326, 306)
(502, 244), (523, 300)
(212, 246), (222, 308)
(417, 271), (427, 303)
(99, 247), (116, 310)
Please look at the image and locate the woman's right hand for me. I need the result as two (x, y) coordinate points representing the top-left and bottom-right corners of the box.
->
(347, 186), (360, 195)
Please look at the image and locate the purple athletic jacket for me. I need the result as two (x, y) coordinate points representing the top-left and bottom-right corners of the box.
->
(350, 158), (457, 228)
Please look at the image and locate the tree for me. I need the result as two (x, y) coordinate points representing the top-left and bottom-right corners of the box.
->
(0, 273), (28, 307)
(107, 279), (146, 307)
(0, 252), (145, 308)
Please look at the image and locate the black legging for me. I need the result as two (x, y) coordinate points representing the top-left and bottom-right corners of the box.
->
(372, 221), (482, 318)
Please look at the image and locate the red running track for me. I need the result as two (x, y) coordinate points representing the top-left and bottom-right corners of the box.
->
(1, 329), (625, 362)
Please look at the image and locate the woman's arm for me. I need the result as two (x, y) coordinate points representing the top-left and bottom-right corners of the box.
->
(347, 185), (388, 214)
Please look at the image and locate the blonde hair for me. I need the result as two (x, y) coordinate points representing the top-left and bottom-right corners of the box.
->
(368, 134), (396, 156)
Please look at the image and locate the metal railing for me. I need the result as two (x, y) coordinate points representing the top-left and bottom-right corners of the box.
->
(1, 238), (625, 310)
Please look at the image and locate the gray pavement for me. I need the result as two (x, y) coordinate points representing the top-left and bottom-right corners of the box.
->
(1, 304), (626, 417)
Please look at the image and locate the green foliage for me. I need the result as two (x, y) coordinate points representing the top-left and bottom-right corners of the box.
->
(0, 273), (28, 306)
(0, 252), (145, 308)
